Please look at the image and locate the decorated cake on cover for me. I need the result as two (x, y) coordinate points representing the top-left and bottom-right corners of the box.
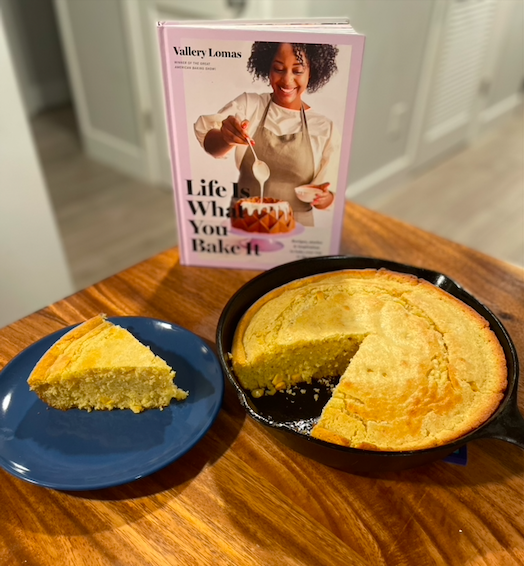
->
(231, 197), (296, 234)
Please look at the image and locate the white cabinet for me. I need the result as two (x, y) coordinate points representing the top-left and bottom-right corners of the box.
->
(411, 0), (499, 169)
(134, 0), (238, 186)
(54, 0), (156, 183)
(53, 0), (265, 186)
(320, 0), (522, 197)
(134, 0), (271, 185)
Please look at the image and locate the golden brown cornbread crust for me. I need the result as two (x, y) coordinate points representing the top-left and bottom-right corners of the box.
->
(28, 315), (108, 387)
(28, 314), (188, 412)
(231, 269), (507, 451)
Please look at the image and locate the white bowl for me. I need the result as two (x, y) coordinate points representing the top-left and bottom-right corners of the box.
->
(294, 185), (323, 203)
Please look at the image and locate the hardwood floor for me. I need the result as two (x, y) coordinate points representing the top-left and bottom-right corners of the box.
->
(31, 107), (178, 291)
(354, 105), (524, 268)
(31, 104), (523, 292)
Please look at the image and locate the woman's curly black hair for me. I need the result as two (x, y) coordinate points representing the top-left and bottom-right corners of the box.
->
(247, 42), (338, 93)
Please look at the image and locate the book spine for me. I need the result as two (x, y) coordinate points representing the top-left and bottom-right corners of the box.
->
(157, 24), (189, 265)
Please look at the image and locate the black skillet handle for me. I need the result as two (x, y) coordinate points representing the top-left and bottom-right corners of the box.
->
(479, 397), (524, 449)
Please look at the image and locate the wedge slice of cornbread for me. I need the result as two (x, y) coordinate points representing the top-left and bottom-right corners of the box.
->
(28, 315), (188, 413)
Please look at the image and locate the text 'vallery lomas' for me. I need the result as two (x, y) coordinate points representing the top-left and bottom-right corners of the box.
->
(186, 178), (261, 256)
(173, 47), (242, 59)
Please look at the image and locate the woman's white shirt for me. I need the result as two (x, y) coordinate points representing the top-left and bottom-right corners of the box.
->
(194, 92), (341, 190)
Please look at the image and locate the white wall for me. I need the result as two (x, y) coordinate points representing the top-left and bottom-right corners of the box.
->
(0, 8), (74, 329)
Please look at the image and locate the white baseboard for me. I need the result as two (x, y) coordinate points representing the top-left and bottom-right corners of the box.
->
(345, 93), (523, 204)
(345, 155), (411, 202)
(478, 93), (523, 131)
(25, 78), (71, 117)
(83, 129), (152, 182)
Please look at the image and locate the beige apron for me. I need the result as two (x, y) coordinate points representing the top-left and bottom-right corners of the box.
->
(236, 99), (316, 226)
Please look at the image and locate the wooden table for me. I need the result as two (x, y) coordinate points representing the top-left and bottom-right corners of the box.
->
(1, 202), (523, 566)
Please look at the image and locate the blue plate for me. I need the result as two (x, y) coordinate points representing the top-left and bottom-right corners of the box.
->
(0, 317), (224, 491)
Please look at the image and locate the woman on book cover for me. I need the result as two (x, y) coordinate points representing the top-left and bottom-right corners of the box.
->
(194, 41), (341, 227)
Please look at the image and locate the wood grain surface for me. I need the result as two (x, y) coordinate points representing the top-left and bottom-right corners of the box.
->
(0, 203), (523, 566)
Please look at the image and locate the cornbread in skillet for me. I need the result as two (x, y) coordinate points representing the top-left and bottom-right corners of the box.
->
(28, 315), (188, 413)
(231, 269), (507, 451)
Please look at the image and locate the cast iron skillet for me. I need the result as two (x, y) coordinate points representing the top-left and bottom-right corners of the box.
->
(216, 256), (524, 473)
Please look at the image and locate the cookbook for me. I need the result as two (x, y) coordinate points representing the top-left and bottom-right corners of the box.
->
(157, 18), (365, 269)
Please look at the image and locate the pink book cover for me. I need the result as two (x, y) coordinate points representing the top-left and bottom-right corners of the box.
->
(157, 20), (365, 269)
